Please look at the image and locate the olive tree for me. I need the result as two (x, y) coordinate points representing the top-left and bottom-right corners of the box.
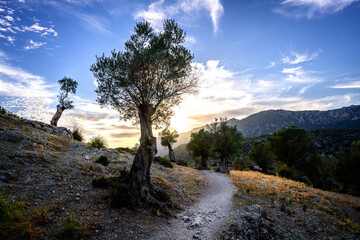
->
(187, 129), (213, 170)
(90, 20), (198, 200)
(209, 118), (243, 174)
(160, 128), (179, 163)
(50, 77), (78, 126)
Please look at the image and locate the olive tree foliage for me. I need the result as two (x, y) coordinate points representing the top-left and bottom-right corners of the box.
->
(160, 128), (179, 163)
(187, 129), (213, 170)
(50, 77), (78, 126)
(90, 20), (198, 198)
(208, 118), (243, 174)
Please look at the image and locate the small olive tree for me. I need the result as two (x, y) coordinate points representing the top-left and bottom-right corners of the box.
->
(91, 20), (198, 200)
(187, 129), (213, 170)
(209, 118), (243, 174)
(50, 77), (78, 126)
(160, 128), (179, 163)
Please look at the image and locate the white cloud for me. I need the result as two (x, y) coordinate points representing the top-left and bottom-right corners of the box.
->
(282, 50), (320, 65)
(23, 22), (58, 37)
(185, 35), (197, 44)
(24, 40), (47, 50)
(134, 0), (224, 33)
(277, 0), (359, 18)
(19, 0), (25, 2)
(0, 34), (15, 44)
(4, 16), (14, 22)
(329, 81), (360, 88)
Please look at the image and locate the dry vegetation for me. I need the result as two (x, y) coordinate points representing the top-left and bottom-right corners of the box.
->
(230, 170), (360, 238)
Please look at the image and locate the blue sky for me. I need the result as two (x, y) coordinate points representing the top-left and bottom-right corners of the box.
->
(0, 0), (360, 147)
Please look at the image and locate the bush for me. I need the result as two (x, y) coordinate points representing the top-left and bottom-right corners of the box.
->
(154, 156), (173, 168)
(177, 159), (188, 166)
(277, 163), (296, 179)
(232, 157), (249, 170)
(95, 155), (109, 166)
(58, 215), (80, 240)
(110, 183), (139, 209)
(72, 128), (84, 142)
(92, 176), (109, 189)
(87, 135), (107, 149)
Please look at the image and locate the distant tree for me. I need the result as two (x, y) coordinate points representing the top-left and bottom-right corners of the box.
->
(266, 126), (316, 169)
(187, 129), (213, 170)
(209, 118), (243, 174)
(336, 141), (360, 196)
(248, 141), (274, 173)
(90, 20), (198, 201)
(50, 77), (78, 126)
(160, 128), (179, 163)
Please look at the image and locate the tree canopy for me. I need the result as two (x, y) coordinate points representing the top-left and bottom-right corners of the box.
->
(91, 20), (198, 128)
(57, 77), (78, 110)
(208, 118), (243, 173)
(160, 128), (179, 147)
(187, 129), (213, 170)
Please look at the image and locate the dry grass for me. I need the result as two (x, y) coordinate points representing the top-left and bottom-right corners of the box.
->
(230, 170), (360, 209)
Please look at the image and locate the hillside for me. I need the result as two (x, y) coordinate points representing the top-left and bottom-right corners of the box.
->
(0, 114), (206, 239)
(164, 105), (360, 153)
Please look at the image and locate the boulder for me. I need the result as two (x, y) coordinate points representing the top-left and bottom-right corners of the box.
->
(0, 130), (21, 142)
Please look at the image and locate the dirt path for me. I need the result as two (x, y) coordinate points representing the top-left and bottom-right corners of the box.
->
(148, 170), (237, 240)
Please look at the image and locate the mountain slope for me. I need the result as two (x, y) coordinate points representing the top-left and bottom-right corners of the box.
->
(165, 105), (360, 153)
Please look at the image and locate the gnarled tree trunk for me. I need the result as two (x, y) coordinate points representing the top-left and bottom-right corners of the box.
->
(50, 105), (64, 126)
(219, 156), (230, 174)
(200, 155), (209, 170)
(128, 104), (160, 200)
(168, 145), (176, 163)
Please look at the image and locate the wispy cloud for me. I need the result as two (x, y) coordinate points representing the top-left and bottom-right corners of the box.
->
(24, 40), (46, 50)
(276, 0), (359, 18)
(329, 81), (360, 88)
(134, 0), (224, 33)
(281, 66), (321, 83)
(282, 50), (321, 65)
(75, 12), (112, 36)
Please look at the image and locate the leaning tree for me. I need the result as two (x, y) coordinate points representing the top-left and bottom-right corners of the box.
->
(91, 20), (198, 200)
(50, 77), (78, 126)
(160, 128), (179, 163)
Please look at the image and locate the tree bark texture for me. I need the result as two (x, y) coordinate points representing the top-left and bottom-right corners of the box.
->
(168, 145), (176, 163)
(219, 156), (230, 174)
(50, 105), (64, 126)
(129, 104), (158, 199)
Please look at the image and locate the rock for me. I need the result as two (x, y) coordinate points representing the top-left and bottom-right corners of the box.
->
(1, 130), (21, 142)
(19, 137), (31, 149)
(43, 126), (53, 134)
(220, 205), (279, 240)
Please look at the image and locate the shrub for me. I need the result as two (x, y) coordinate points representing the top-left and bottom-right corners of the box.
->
(72, 128), (84, 142)
(232, 157), (249, 170)
(177, 159), (188, 166)
(95, 155), (109, 166)
(87, 135), (107, 149)
(58, 215), (80, 240)
(277, 163), (296, 179)
(110, 183), (139, 209)
(154, 156), (173, 168)
(92, 176), (109, 189)
(0, 194), (42, 240)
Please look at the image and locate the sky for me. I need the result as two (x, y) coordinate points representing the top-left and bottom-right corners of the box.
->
(0, 0), (360, 148)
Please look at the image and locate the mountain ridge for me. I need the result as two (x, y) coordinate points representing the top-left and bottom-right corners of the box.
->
(158, 105), (360, 156)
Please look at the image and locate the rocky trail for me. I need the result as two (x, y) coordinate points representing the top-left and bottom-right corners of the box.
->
(149, 170), (237, 240)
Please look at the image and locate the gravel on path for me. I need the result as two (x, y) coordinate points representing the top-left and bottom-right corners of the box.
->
(148, 170), (237, 240)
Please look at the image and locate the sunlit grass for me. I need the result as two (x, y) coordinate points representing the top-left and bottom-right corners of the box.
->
(230, 170), (360, 208)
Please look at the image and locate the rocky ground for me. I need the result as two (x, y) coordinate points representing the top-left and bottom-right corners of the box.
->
(0, 114), (206, 239)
